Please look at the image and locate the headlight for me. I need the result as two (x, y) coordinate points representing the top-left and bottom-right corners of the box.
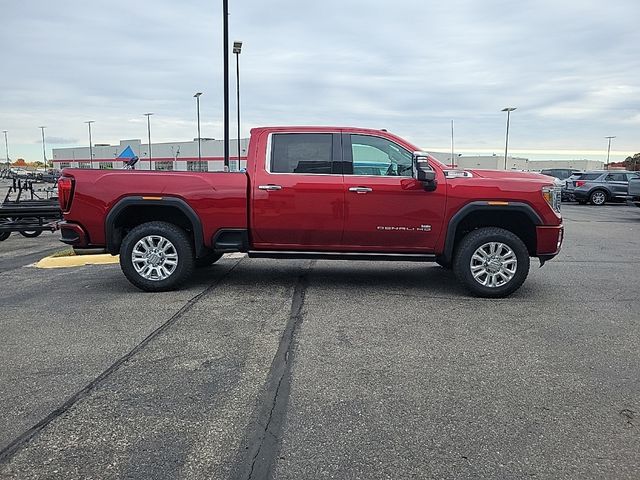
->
(542, 185), (562, 213)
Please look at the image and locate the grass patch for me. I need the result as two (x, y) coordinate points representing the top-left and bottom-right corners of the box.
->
(49, 248), (76, 258)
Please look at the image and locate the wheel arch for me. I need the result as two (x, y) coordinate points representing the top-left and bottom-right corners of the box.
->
(105, 196), (204, 256)
(442, 201), (542, 264)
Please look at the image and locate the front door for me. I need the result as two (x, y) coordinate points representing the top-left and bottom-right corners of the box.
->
(341, 133), (446, 252)
(251, 132), (344, 249)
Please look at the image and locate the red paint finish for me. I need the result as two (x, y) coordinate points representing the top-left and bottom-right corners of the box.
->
(61, 169), (247, 248)
(536, 225), (564, 255)
(61, 125), (563, 263)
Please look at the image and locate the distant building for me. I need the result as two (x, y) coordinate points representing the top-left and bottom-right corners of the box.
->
(428, 152), (605, 171)
(52, 138), (249, 171)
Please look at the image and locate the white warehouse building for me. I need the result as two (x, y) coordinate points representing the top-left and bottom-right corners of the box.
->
(52, 137), (250, 171)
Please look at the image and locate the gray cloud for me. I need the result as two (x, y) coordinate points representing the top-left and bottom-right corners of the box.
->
(1, 0), (638, 161)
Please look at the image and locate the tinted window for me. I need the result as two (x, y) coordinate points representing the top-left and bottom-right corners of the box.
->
(627, 173), (640, 181)
(580, 173), (603, 180)
(350, 135), (413, 176)
(271, 133), (333, 174)
(606, 173), (626, 182)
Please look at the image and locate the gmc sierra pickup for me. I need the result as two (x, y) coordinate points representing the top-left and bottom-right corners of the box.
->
(57, 127), (564, 297)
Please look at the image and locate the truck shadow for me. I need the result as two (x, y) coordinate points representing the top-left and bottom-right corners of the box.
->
(187, 259), (466, 298)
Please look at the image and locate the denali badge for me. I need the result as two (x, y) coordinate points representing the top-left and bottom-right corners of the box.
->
(377, 225), (431, 232)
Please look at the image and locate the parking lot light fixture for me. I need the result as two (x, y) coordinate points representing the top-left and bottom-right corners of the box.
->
(144, 113), (153, 170)
(38, 126), (47, 169)
(501, 107), (516, 170)
(85, 121), (95, 169)
(605, 136), (616, 170)
(194, 93), (203, 170)
(233, 41), (243, 171)
(2, 130), (8, 167)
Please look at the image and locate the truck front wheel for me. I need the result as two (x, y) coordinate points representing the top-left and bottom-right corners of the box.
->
(119, 221), (195, 292)
(453, 227), (530, 298)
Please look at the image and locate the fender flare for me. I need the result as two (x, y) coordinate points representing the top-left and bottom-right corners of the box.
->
(441, 201), (543, 263)
(105, 196), (204, 256)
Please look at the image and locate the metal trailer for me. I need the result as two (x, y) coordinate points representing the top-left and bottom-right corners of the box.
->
(0, 178), (61, 241)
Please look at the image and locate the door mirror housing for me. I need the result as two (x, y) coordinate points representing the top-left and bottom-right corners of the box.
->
(413, 151), (437, 189)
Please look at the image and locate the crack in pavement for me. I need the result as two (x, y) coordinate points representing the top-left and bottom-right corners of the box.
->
(0, 257), (243, 465)
(237, 261), (313, 480)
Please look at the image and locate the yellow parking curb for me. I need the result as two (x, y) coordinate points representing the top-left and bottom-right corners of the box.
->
(36, 254), (120, 269)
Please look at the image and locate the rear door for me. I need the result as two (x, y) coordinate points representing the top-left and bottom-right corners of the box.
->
(250, 132), (344, 249)
(340, 133), (446, 252)
(605, 172), (628, 198)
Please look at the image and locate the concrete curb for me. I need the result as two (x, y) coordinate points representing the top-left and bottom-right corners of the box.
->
(36, 254), (120, 269)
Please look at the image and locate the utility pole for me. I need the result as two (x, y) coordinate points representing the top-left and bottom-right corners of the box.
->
(502, 107), (517, 170)
(223, 0), (230, 171)
(144, 113), (153, 170)
(194, 92), (203, 170)
(450, 120), (455, 168)
(85, 121), (95, 169)
(605, 136), (615, 169)
(2, 130), (8, 167)
(39, 126), (47, 168)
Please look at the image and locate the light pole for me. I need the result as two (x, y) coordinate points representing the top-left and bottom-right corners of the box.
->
(605, 136), (616, 169)
(144, 113), (153, 170)
(2, 130), (8, 167)
(223, 0), (230, 171)
(502, 107), (517, 170)
(194, 92), (203, 170)
(85, 121), (95, 169)
(450, 119), (455, 168)
(39, 126), (47, 169)
(233, 40), (243, 172)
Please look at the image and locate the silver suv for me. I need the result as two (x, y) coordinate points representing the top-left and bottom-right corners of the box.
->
(572, 171), (640, 205)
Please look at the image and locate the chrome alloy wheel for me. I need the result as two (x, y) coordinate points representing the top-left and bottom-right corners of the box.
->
(591, 191), (606, 205)
(131, 235), (179, 281)
(470, 242), (517, 288)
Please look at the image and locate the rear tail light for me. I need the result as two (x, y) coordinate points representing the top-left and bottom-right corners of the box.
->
(57, 176), (74, 212)
(576, 180), (587, 187)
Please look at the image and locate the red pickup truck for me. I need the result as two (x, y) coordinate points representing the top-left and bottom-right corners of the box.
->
(57, 126), (563, 297)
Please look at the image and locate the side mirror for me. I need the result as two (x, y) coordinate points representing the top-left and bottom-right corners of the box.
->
(413, 151), (437, 190)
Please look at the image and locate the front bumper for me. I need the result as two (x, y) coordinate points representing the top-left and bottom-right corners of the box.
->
(536, 224), (564, 261)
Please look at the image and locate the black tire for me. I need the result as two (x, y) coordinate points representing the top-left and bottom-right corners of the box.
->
(453, 227), (530, 298)
(195, 250), (223, 268)
(589, 189), (607, 206)
(20, 230), (42, 238)
(0, 232), (10, 241)
(119, 221), (195, 292)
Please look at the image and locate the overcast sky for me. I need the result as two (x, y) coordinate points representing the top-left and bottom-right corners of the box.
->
(1, 0), (639, 162)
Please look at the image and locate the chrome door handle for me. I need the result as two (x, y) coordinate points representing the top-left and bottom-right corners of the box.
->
(349, 186), (373, 194)
(258, 184), (283, 191)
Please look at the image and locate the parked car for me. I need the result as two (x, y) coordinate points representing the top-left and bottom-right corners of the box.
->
(629, 176), (640, 208)
(57, 126), (564, 298)
(540, 169), (583, 201)
(573, 171), (640, 205)
(563, 172), (585, 201)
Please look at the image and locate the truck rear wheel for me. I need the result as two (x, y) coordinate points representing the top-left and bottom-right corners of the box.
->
(453, 227), (530, 298)
(119, 221), (195, 292)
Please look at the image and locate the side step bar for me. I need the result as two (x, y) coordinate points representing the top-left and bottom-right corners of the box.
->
(247, 251), (437, 262)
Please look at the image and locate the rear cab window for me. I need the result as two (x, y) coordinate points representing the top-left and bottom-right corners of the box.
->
(270, 133), (339, 174)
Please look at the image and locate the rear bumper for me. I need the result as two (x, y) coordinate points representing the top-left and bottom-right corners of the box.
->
(59, 221), (89, 247)
(536, 224), (564, 259)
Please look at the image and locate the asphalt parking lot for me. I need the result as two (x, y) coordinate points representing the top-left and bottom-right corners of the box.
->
(0, 204), (639, 479)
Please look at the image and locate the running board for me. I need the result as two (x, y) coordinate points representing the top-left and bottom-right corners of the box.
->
(247, 251), (437, 262)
